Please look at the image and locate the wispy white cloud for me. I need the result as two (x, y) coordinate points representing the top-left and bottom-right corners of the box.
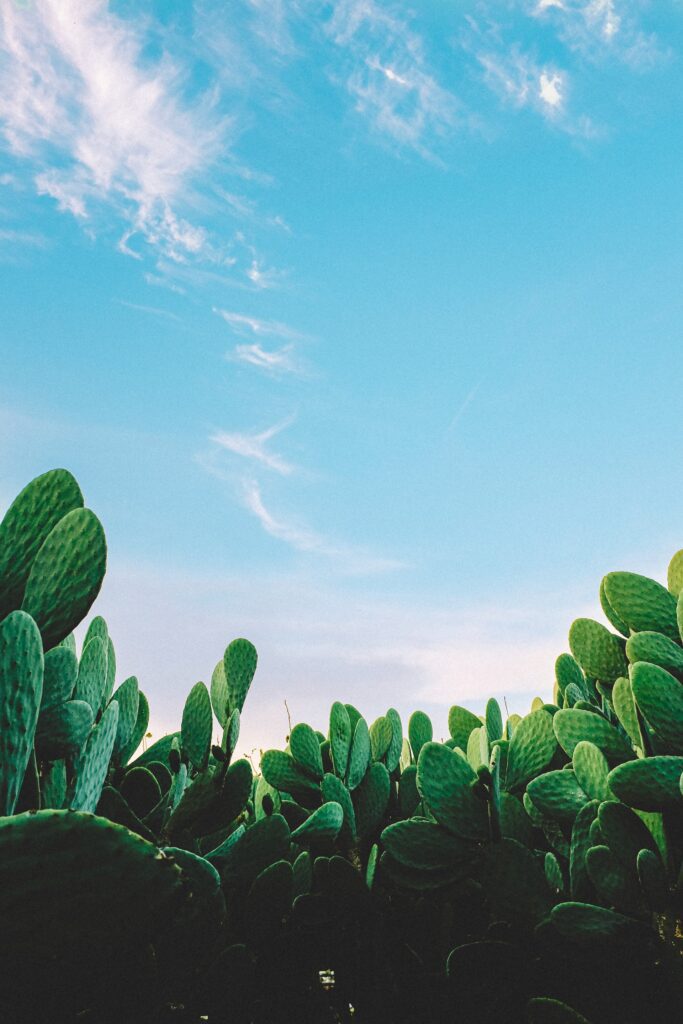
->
(324, 0), (460, 156)
(0, 0), (225, 260)
(241, 478), (405, 574)
(214, 307), (304, 341)
(231, 343), (304, 376)
(0, 227), (47, 248)
(531, 0), (665, 69)
(117, 300), (182, 323)
(209, 418), (297, 475)
(144, 272), (186, 296)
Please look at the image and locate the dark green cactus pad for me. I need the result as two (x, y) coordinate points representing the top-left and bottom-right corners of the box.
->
(630, 661), (683, 753)
(181, 681), (213, 771)
(73, 635), (108, 713)
(0, 810), (183, 957)
(224, 637), (257, 715)
(572, 741), (611, 801)
(381, 817), (476, 872)
(636, 848), (669, 911)
(83, 614), (108, 649)
(369, 714), (393, 762)
(603, 571), (679, 639)
(96, 785), (155, 842)
(292, 849), (312, 898)
(597, 799), (659, 867)
(667, 548), (683, 596)
(119, 691), (150, 766)
(626, 630), (683, 675)
(120, 766), (162, 819)
(568, 619), (628, 683)
(41, 644), (77, 710)
(145, 760), (172, 794)
(329, 701), (352, 779)
(611, 675), (642, 748)
(203, 822), (245, 866)
(544, 851), (565, 895)
(289, 722), (324, 779)
(21, 508), (107, 650)
(59, 632), (77, 655)
(35, 699), (93, 760)
(0, 610), (44, 815)
(129, 730), (179, 770)
(210, 658), (228, 728)
(448, 704), (482, 749)
(408, 710), (432, 761)
(608, 755), (683, 810)
(245, 859), (293, 946)
(550, 901), (647, 946)
(416, 742), (488, 840)
(346, 715), (371, 790)
(527, 997), (594, 1023)
(379, 850), (460, 891)
(570, 800), (599, 900)
(321, 772), (356, 842)
(553, 708), (634, 764)
(599, 578), (630, 637)
(70, 699), (119, 812)
(41, 759), (67, 810)
(483, 837), (552, 925)
(111, 675), (140, 758)
(0, 468), (83, 619)
(585, 844), (643, 914)
(291, 801), (343, 843)
(353, 761), (391, 839)
(500, 791), (535, 847)
(167, 758), (252, 839)
(260, 748), (320, 795)
(398, 762), (420, 816)
(385, 707), (403, 772)
(485, 697), (503, 743)
(555, 653), (587, 698)
(104, 635), (116, 704)
(526, 769), (589, 823)
(505, 709), (557, 792)
(222, 707), (240, 761)
(220, 813), (290, 885)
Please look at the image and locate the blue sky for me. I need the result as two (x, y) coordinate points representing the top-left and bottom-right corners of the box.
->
(1, 1), (682, 756)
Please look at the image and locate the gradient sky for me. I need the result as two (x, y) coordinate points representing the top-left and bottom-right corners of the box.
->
(1, 1), (682, 759)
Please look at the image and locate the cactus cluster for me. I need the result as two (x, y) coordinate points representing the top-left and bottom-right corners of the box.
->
(0, 469), (682, 1023)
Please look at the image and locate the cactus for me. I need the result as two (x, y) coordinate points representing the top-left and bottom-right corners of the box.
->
(0, 610), (43, 815)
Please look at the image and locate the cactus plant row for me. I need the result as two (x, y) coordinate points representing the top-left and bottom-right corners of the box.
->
(0, 468), (682, 1023)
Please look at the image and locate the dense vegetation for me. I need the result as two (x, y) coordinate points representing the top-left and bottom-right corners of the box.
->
(0, 469), (681, 1023)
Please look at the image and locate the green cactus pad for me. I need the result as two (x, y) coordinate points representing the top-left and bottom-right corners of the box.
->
(483, 837), (552, 924)
(0, 610), (44, 815)
(500, 791), (535, 847)
(626, 630), (683, 675)
(291, 801), (343, 843)
(224, 637), (257, 715)
(667, 548), (683, 597)
(321, 772), (356, 841)
(21, 508), (107, 650)
(416, 742), (488, 840)
(181, 681), (213, 771)
(381, 817), (476, 872)
(222, 707), (240, 761)
(260, 749), (320, 795)
(408, 710), (433, 761)
(608, 755), (683, 810)
(41, 759), (67, 809)
(329, 701), (352, 779)
(353, 761), (391, 839)
(0, 810), (183, 957)
(41, 644), (78, 710)
(384, 708), (403, 772)
(603, 571), (679, 639)
(0, 468), (83, 619)
(167, 758), (252, 840)
(585, 844), (643, 914)
(448, 704), (482, 749)
(505, 709), (557, 793)
(597, 800), (659, 868)
(35, 699), (93, 760)
(572, 741), (612, 801)
(110, 675), (140, 758)
(568, 618), (628, 682)
(292, 849), (312, 898)
(636, 848), (669, 911)
(369, 715), (393, 762)
(220, 813), (291, 884)
(70, 699), (119, 812)
(245, 859), (293, 945)
(526, 770), (588, 823)
(104, 635), (116, 703)
(630, 661), (683, 753)
(599, 578), (630, 637)
(569, 800), (600, 900)
(120, 766), (162, 819)
(398, 763), (420, 817)
(289, 722), (324, 779)
(555, 653), (587, 698)
(485, 697), (503, 743)
(551, 901), (646, 945)
(553, 708), (634, 763)
(210, 658), (229, 728)
(611, 676), (642, 748)
(119, 691), (150, 766)
(527, 997), (593, 1024)
(346, 716), (371, 790)
(74, 635), (108, 713)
